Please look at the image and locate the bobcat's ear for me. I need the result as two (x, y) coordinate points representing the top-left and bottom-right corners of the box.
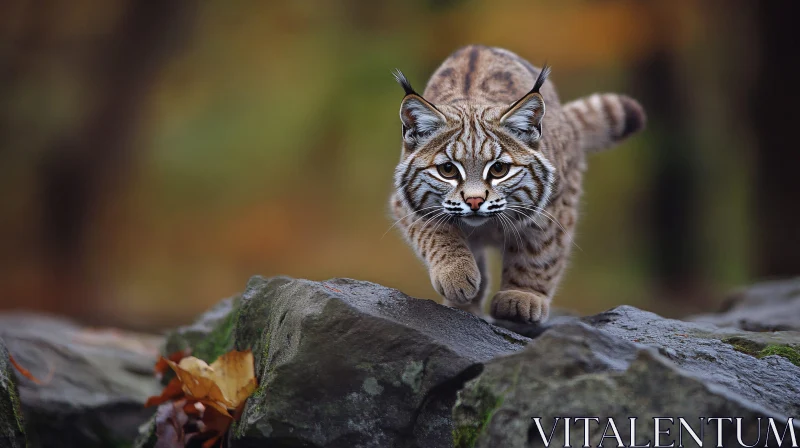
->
(500, 65), (550, 144)
(400, 95), (445, 146)
(394, 69), (445, 149)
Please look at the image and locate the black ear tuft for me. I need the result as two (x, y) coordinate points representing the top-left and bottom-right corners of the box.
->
(532, 64), (551, 94)
(392, 69), (418, 97)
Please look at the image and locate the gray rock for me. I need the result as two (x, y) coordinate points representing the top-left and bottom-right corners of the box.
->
(0, 313), (163, 448)
(144, 276), (529, 448)
(690, 278), (800, 331)
(585, 306), (800, 416)
(233, 276), (529, 448)
(130, 276), (800, 448)
(454, 306), (800, 447)
(165, 295), (240, 364)
(0, 340), (26, 448)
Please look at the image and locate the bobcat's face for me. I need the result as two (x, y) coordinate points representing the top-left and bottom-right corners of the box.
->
(392, 71), (556, 228)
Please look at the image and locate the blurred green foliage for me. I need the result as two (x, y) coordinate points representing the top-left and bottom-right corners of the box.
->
(0, 0), (759, 328)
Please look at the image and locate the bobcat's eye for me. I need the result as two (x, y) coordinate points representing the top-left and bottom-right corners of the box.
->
(488, 162), (510, 179)
(437, 162), (459, 179)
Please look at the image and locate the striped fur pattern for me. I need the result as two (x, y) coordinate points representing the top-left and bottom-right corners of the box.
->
(390, 45), (645, 323)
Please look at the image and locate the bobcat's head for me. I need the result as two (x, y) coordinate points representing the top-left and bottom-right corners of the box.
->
(392, 68), (556, 227)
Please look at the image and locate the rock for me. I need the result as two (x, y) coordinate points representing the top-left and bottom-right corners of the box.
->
(454, 306), (800, 447)
(0, 313), (163, 448)
(585, 306), (800, 415)
(0, 340), (26, 448)
(132, 276), (800, 447)
(147, 276), (529, 448)
(165, 295), (240, 364)
(690, 278), (800, 331)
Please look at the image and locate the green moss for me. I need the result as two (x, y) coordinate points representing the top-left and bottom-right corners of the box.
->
(192, 308), (238, 363)
(233, 331), (272, 439)
(0, 344), (27, 447)
(759, 344), (800, 366)
(7, 377), (25, 440)
(453, 425), (480, 448)
(725, 337), (800, 366)
(724, 337), (762, 357)
(453, 391), (504, 448)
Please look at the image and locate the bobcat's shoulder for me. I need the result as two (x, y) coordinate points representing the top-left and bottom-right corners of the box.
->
(423, 45), (561, 108)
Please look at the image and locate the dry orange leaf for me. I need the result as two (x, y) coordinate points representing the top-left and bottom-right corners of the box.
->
(145, 377), (185, 408)
(154, 348), (192, 377)
(198, 403), (235, 448)
(165, 349), (257, 411)
(145, 348), (258, 448)
(8, 352), (54, 385)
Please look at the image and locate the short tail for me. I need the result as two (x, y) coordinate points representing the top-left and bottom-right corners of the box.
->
(562, 93), (646, 153)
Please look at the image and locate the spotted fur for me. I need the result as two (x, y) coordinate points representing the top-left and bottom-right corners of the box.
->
(389, 45), (645, 323)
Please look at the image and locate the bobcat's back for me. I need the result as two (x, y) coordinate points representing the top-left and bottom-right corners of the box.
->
(423, 45), (560, 108)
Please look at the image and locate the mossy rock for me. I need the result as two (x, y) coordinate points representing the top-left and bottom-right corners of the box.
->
(165, 295), (241, 364)
(724, 335), (800, 366)
(0, 340), (27, 448)
(452, 382), (504, 448)
(455, 307), (800, 447)
(147, 275), (528, 448)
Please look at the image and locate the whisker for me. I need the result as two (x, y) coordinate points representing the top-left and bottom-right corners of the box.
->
(507, 205), (582, 251)
(418, 211), (444, 233)
(406, 207), (445, 231)
(465, 217), (480, 237)
(495, 215), (508, 257)
(430, 212), (452, 237)
(506, 206), (543, 229)
(511, 204), (567, 234)
(500, 212), (523, 249)
(502, 212), (523, 249)
(381, 205), (440, 239)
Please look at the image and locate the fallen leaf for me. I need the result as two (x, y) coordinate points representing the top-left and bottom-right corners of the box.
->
(146, 348), (257, 448)
(324, 284), (342, 293)
(197, 398), (232, 419)
(165, 350), (256, 410)
(146, 377), (185, 408)
(208, 350), (258, 408)
(199, 404), (234, 448)
(182, 401), (203, 418)
(231, 401), (246, 421)
(8, 352), (53, 385)
(155, 349), (192, 378)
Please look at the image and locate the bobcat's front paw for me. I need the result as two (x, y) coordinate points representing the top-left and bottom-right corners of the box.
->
(430, 257), (480, 305)
(490, 290), (550, 323)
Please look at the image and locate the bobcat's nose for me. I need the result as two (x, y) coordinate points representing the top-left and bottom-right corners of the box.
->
(465, 197), (485, 211)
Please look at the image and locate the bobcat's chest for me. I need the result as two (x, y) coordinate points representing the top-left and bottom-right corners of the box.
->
(464, 218), (532, 247)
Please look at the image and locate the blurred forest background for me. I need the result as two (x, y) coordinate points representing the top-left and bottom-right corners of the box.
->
(1, 0), (798, 331)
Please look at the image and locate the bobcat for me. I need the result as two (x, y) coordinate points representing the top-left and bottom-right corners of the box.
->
(389, 45), (645, 324)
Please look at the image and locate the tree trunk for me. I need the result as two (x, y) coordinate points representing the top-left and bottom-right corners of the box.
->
(751, 0), (800, 278)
